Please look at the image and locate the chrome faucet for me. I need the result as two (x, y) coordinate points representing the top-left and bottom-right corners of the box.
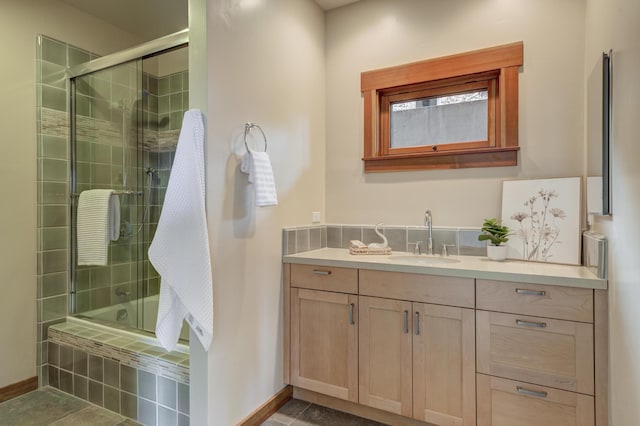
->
(424, 210), (433, 255)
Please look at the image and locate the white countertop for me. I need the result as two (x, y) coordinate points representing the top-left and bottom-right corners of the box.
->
(283, 248), (607, 290)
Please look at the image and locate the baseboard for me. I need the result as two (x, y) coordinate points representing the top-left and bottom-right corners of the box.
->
(236, 385), (293, 426)
(0, 376), (38, 403)
(293, 387), (430, 426)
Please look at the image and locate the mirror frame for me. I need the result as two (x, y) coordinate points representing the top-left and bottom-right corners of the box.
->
(602, 50), (612, 215)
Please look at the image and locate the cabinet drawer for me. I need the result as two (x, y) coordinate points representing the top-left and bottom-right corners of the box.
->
(290, 264), (358, 293)
(477, 374), (594, 426)
(477, 310), (594, 394)
(359, 270), (474, 308)
(477, 280), (593, 322)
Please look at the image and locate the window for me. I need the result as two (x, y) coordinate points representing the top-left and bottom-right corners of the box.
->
(361, 42), (523, 172)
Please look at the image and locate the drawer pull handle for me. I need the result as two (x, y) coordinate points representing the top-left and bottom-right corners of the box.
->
(415, 312), (420, 335)
(516, 386), (548, 398)
(403, 310), (409, 334)
(312, 270), (332, 275)
(515, 288), (546, 296)
(349, 303), (355, 325)
(516, 319), (547, 328)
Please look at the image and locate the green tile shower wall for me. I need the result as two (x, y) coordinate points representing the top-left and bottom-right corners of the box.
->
(37, 34), (79, 386)
(37, 34), (188, 386)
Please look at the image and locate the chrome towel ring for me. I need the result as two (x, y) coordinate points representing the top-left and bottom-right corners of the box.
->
(244, 122), (267, 153)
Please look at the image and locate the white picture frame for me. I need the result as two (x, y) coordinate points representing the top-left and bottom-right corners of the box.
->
(501, 177), (581, 265)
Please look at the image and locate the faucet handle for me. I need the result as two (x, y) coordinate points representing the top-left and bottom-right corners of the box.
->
(413, 241), (423, 255)
(116, 287), (131, 299)
(441, 244), (457, 256)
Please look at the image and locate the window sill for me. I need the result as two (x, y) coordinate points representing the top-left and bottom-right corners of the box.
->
(362, 146), (519, 173)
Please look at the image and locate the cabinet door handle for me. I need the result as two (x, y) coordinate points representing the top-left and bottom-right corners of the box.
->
(312, 269), (332, 275)
(516, 319), (547, 328)
(516, 386), (548, 398)
(515, 288), (546, 297)
(403, 310), (409, 334)
(414, 311), (420, 335)
(349, 303), (355, 325)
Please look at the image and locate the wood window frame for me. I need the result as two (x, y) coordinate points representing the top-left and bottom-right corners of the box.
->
(361, 42), (523, 172)
(381, 76), (497, 156)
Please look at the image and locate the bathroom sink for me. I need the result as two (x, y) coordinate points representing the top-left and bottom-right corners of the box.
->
(387, 255), (460, 265)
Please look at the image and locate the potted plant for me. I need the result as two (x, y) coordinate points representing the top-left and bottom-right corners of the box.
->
(478, 218), (510, 261)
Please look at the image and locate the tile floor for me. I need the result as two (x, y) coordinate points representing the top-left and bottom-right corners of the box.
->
(0, 387), (140, 426)
(1, 389), (387, 425)
(262, 399), (388, 426)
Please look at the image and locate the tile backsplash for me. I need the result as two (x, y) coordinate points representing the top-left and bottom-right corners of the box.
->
(283, 224), (486, 257)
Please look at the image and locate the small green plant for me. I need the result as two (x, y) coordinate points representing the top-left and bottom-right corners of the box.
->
(478, 218), (510, 246)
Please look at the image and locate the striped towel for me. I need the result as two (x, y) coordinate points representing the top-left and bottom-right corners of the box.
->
(77, 189), (120, 266)
(240, 149), (278, 207)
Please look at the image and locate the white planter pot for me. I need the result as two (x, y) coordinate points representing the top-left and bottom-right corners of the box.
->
(487, 245), (507, 261)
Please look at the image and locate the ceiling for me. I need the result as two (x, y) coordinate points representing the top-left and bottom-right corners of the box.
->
(58, 0), (188, 40)
(314, 0), (360, 10)
(58, 0), (359, 41)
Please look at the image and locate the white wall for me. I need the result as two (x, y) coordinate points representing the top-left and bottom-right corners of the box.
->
(190, 0), (640, 423)
(586, 0), (640, 423)
(0, 0), (142, 388)
(191, 0), (326, 423)
(325, 0), (586, 227)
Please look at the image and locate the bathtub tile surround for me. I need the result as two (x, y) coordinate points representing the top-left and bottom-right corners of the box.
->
(36, 34), (189, 388)
(36, 34), (80, 386)
(48, 322), (189, 424)
(283, 224), (486, 257)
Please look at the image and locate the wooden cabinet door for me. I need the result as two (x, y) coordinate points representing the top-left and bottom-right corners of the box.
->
(413, 303), (476, 426)
(477, 374), (594, 426)
(290, 288), (358, 402)
(358, 296), (413, 417)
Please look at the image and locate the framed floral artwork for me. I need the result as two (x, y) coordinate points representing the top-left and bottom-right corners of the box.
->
(501, 177), (581, 265)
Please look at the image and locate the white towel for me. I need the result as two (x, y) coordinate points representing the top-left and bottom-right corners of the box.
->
(148, 109), (213, 352)
(240, 149), (278, 207)
(77, 189), (120, 266)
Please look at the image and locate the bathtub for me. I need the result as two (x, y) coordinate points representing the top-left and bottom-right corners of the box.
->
(75, 294), (190, 343)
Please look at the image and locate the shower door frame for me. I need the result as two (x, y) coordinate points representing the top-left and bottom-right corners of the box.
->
(68, 29), (188, 315)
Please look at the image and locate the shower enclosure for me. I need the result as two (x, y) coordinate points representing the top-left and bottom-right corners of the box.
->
(68, 32), (189, 340)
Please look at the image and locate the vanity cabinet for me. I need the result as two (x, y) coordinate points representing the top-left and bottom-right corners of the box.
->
(358, 270), (476, 425)
(476, 279), (597, 426)
(284, 261), (607, 426)
(289, 265), (358, 402)
(288, 264), (476, 425)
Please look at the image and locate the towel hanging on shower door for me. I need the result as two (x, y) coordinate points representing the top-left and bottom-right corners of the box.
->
(77, 189), (120, 266)
(148, 109), (213, 352)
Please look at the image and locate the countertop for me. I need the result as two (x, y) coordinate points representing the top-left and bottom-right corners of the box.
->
(283, 248), (607, 290)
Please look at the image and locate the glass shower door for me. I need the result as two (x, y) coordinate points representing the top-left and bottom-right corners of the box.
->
(69, 44), (189, 341)
(138, 47), (189, 340)
(70, 59), (145, 330)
